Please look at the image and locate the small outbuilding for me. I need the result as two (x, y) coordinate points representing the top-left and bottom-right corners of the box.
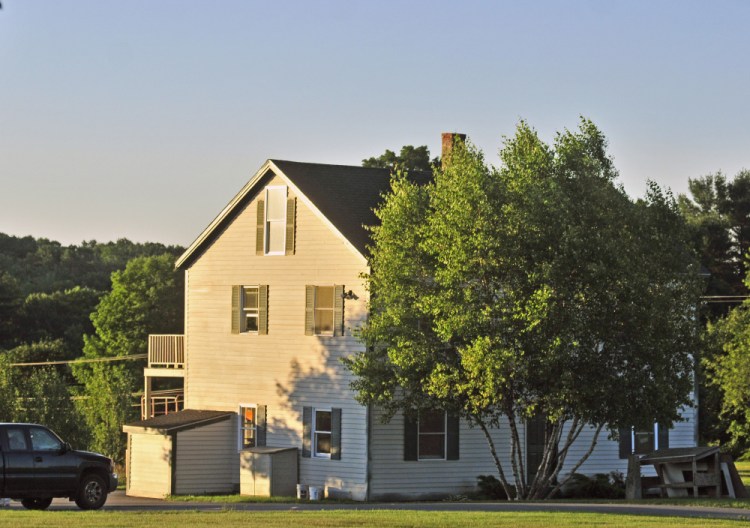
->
(123, 409), (236, 498)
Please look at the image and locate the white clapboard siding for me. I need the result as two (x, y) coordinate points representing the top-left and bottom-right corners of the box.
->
(369, 408), (517, 500)
(127, 434), (172, 498)
(183, 174), (369, 498)
(560, 399), (697, 478)
(370, 398), (697, 499)
(174, 419), (237, 495)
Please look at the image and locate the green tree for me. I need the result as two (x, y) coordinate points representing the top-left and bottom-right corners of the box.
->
(14, 366), (88, 448)
(346, 121), (702, 499)
(73, 254), (184, 461)
(703, 273), (750, 454)
(677, 170), (750, 447)
(0, 355), (18, 421)
(362, 145), (437, 172)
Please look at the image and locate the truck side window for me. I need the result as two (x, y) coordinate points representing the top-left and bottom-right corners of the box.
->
(29, 427), (62, 451)
(7, 428), (29, 451)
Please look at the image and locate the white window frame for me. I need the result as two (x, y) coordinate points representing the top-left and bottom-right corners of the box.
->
(238, 403), (258, 450)
(417, 410), (447, 461)
(242, 286), (260, 333)
(312, 408), (332, 459)
(264, 186), (287, 256)
(630, 423), (660, 455)
(313, 286), (335, 336)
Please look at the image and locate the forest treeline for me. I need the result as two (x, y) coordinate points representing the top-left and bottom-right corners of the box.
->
(0, 234), (184, 458)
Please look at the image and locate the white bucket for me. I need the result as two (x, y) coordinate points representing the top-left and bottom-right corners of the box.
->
(296, 484), (308, 500)
(308, 486), (322, 501)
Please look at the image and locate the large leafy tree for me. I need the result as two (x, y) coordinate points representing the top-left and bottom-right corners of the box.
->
(73, 254), (184, 461)
(677, 170), (750, 447)
(703, 273), (750, 454)
(346, 120), (702, 499)
(362, 145), (437, 172)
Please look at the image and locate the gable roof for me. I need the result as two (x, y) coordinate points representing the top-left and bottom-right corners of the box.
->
(176, 159), (431, 270)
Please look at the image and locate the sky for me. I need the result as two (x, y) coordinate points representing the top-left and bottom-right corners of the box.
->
(1, 1), (749, 247)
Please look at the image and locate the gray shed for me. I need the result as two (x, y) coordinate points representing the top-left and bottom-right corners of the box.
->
(123, 409), (236, 498)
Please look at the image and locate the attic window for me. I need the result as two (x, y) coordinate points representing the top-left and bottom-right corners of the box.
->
(256, 186), (295, 256)
(265, 186), (287, 255)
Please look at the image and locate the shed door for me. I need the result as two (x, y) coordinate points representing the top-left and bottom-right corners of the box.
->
(128, 433), (173, 498)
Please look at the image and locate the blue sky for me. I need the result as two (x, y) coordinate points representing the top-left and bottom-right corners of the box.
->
(1, 1), (749, 246)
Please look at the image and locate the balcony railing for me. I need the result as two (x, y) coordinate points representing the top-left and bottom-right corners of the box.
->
(140, 389), (184, 420)
(148, 334), (184, 368)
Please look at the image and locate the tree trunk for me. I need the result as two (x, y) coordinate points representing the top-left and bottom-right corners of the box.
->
(475, 416), (515, 500)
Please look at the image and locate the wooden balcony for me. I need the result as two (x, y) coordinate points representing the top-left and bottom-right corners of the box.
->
(140, 389), (184, 420)
(148, 334), (185, 369)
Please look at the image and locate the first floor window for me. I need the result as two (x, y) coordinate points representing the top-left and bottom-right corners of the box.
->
(619, 423), (669, 458)
(240, 405), (257, 448)
(404, 410), (460, 461)
(418, 410), (447, 460)
(313, 409), (332, 458)
(301, 406), (342, 460)
(239, 404), (266, 449)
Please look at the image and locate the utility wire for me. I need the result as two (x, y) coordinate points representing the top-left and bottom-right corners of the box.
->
(8, 354), (147, 367)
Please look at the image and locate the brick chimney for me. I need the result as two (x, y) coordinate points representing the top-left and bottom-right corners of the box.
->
(441, 132), (467, 169)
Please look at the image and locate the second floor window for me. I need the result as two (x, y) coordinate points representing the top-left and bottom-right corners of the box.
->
(231, 285), (268, 335)
(243, 286), (259, 332)
(305, 285), (344, 336)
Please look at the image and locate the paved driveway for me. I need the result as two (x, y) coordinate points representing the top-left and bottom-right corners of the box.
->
(5, 491), (749, 521)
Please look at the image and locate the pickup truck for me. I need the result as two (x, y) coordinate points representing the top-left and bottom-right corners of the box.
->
(0, 423), (118, 510)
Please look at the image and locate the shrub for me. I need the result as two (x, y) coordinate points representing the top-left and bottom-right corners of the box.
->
(560, 472), (625, 499)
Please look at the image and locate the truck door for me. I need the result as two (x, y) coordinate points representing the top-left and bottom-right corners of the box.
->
(0, 426), (36, 495)
(28, 426), (78, 494)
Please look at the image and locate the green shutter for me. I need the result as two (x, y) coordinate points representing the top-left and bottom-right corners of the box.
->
(618, 428), (631, 459)
(256, 405), (267, 447)
(331, 408), (342, 460)
(305, 286), (315, 336)
(403, 413), (418, 461)
(333, 285), (344, 337)
(231, 286), (241, 334)
(446, 412), (460, 460)
(302, 406), (312, 458)
(285, 198), (296, 255)
(258, 285), (268, 335)
(256, 200), (265, 255)
(658, 424), (669, 450)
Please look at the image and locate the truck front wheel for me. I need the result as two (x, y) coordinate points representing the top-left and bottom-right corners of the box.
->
(21, 497), (53, 510)
(75, 473), (108, 510)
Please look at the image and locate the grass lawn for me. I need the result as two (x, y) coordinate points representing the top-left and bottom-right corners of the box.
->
(0, 511), (747, 528)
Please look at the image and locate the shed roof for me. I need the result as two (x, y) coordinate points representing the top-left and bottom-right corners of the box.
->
(123, 409), (233, 435)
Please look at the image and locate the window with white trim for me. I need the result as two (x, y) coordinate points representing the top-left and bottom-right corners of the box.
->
(240, 404), (257, 449)
(313, 409), (332, 458)
(242, 286), (259, 333)
(314, 286), (334, 336)
(264, 186), (287, 255)
(619, 423), (669, 457)
(418, 410), (447, 460)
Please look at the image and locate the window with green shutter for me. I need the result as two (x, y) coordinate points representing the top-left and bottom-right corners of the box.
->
(232, 285), (268, 335)
(305, 285), (344, 336)
(257, 186), (296, 256)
